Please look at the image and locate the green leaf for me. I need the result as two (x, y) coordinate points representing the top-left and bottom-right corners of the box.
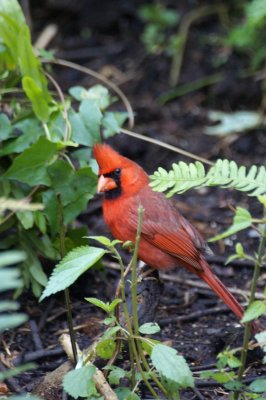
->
(109, 298), (122, 312)
(0, 314), (27, 332)
(96, 338), (116, 359)
(79, 99), (102, 143)
(115, 387), (141, 400)
(85, 297), (110, 313)
(0, 300), (19, 312)
(209, 207), (252, 242)
(0, 268), (22, 291)
(249, 378), (266, 393)
(5, 136), (57, 186)
(69, 109), (93, 146)
(139, 322), (160, 334)
(151, 344), (194, 388)
(107, 366), (126, 385)
(22, 77), (49, 122)
(40, 246), (106, 300)
(87, 236), (114, 247)
(0, 113), (12, 140)
(16, 210), (34, 229)
(63, 365), (97, 399)
(0, 117), (41, 157)
(0, 250), (26, 267)
(241, 300), (266, 323)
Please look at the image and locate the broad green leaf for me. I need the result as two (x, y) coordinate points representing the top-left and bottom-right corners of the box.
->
(107, 366), (126, 385)
(96, 338), (116, 359)
(139, 322), (160, 334)
(249, 378), (266, 393)
(241, 300), (266, 323)
(209, 207), (252, 242)
(87, 236), (113, 247)
(102, 112), (127, 138)
(63, 365), (97, 399)
(47, 161), (97, 224)
(0, 0), (26, 25)
(151, 344), (194, 388)
(0, 117), (41, 157)
(115, 387), (141, 400)
(40, 246), (106, 300)
(22, 76), (49, 122)
(79, 99), (102, 142)
(5, 136), (57, 186)
(0, 314), (27, 331)
(0, 113), (12, 140)
(69, 109), (93, 146)
(85, 297), (110, 313)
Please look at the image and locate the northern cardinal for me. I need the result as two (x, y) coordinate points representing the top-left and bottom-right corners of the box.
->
(93, 143), (258, 331)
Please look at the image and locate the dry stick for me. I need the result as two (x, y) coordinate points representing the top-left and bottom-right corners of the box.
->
(169, 4), (226, 87)
(59, 334), (118, 400)
(120, 128), (213, 166)
(43, 58), (135, 129)
(57, 194), (78, 365)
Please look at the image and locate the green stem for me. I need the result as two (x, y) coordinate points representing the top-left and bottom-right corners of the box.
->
(113, 230), (159, 398)
(234, 215), (266, 400)
(57, 194), (78, 365)
(130, 207), (169, 397)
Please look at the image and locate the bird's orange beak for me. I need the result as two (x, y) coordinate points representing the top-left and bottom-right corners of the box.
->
(97, 175), (118, 193)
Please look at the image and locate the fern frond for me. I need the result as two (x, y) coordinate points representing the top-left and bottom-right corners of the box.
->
(150, 159), (266, 197)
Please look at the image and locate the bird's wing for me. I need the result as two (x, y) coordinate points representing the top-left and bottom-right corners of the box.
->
(141, 220), (204, 271)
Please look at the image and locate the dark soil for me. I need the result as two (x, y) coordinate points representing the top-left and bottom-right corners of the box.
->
(2, 1), (266, 399)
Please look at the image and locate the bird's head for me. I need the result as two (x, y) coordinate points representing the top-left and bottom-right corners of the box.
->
(93, 143), (149, 199)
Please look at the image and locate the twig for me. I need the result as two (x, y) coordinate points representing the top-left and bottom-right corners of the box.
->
(43, 58), (134, 129)
(38, 298), (56, 331)
(160, 273), (264, 300)
(60, 334), (118, 400)
(120, 128), (213, 166)
(169, 5), (226, 86)
(34, 24), (58, 50)
(29, 320), (43, 351)
(14, 347), (64, 365)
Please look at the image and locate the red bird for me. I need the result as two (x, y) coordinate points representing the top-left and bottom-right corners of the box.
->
(93, 143), (256, 329)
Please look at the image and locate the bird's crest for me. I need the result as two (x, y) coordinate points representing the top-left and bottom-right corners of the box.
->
(93, 143), (132, 174)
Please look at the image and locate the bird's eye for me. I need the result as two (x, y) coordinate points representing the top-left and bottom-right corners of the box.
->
(114, 168), (121, 175)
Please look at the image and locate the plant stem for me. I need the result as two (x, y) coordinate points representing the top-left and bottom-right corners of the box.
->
(57, 194), (78, 365)
(234, 213), (266, 400)
(113, 228), (159, 398)
(130, 206), (169, 397)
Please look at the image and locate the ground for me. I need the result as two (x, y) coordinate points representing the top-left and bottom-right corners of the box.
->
(1, 0), (266, 399)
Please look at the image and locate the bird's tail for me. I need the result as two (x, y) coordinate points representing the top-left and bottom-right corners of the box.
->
(196, 259), (261, 333)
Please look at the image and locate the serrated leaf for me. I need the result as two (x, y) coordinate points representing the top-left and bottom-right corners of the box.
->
(139, 322), (160, 334)
(151, 344), (194, 388)
(63, 365), (97, 399)
(40, 246), (106, 300)
(85, 297), (110, 313)
(241, 301), (266, 323)
(5, 136), (57, 186)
